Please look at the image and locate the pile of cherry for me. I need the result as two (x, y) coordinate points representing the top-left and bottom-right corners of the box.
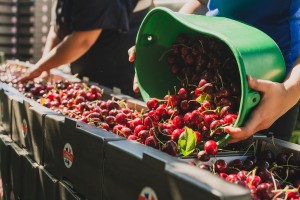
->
(190, 149), (300, 199)
(1, 32), (300, 199)
(8, 33), (240, 158)
(0, 62), (27, 83)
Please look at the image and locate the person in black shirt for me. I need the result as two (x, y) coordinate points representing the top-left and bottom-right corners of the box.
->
(18, 0), (151, 96)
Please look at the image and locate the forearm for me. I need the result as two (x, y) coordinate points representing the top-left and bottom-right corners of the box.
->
(283, 55), (300, 104)
(42, 26), (61, 57)
(179, 0), (202, 14)
(33, 29), (102, 74)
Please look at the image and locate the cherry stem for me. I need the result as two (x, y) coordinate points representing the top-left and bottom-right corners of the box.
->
(216, 70), (224, 88)
(286, 153), (293, 166)
(168, 109), (177, 121)
(242, 141), (256, 157)
(158, 49), (173, 62)
(210, 125), (225, 136)
(200, 109), (218, 115)
(174, 43), (193, 49)
(198, 40), (205, 52)
(247, 167), (257, 188)
(118, 100), (127, 109)
(116, 129), (127, 138)
(151, 128), (165, 145)
(222, 58), (231, 68)
(174, 86), (177, 95)
(157, 127), (172, 138)
(272, 171), (293, 186)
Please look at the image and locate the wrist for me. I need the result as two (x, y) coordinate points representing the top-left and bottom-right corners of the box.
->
(283, 66), (300, 102)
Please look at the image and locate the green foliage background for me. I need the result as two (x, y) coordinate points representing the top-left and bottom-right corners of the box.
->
(291, 108), (300, 144)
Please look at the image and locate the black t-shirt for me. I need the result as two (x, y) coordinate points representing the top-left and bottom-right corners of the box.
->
(53, 0), (139, 38)
(51, 0), (147, 95)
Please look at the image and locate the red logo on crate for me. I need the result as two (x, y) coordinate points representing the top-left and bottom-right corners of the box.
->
(63, 143), (74, 168)
(138, 187), (158, 200)
(21, 119), (28, 138)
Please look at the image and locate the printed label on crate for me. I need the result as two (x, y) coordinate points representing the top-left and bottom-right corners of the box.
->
(63, 143), (74, 168)
(138, 187), (158, 200)
(22, 119), (28, 138)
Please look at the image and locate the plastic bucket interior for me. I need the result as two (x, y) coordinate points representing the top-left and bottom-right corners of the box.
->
(135, 7), (286, 144)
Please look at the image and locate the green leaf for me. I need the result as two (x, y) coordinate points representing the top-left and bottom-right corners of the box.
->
(178, 127), (197, 156)
(196, 94), (211, 104)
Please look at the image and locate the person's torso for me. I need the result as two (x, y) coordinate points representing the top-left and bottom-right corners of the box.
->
(54, 0), (139, 40)
(207, 0), (300, 73)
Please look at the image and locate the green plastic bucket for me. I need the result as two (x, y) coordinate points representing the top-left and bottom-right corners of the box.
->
(135, 7), (286, 143)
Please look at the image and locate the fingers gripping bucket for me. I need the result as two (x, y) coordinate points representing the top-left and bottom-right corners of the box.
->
(135, 8), (286, 145)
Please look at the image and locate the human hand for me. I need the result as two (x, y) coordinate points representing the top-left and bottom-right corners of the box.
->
(128, 46), (135, 62)
(128, 46), (139, 93)
(16, 66), (43, 83)
(225, 75), (296, 143)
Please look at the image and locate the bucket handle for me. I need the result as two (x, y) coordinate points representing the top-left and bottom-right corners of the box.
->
(248, 90), (261, 108)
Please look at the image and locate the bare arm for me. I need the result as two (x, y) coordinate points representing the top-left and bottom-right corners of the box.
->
(226, 55), (300, 143)
(42, 25), (61, 57)
(179, 0), (203, 14)
(18, 29), (102, 82)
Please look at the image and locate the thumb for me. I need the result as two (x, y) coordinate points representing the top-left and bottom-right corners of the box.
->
(224, 126), (253, 144)
(247, 75), (270, 93)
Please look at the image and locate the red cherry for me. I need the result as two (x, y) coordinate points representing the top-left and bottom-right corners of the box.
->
(223, 114), (238, 125)
(115, 113), (127, 125)
(161, 140), (178, 156)
(155, 104), (167, 118)
(194, 131), (202, 144)
(219, 173), (228, 179)
(106, 100), (119, 110)
(204, 140), (218, 156)
(178, 88), (188, 99)
(225, 174), (240, 183)
(198, 79), (207, 87)
(128, 135), (138, 140)
(144, 136), (159, 149)
(246, 175), (261, 187)
(90, 85), (101, 94)
(146, 98), (159, 110)
(128, 117), (142, 129)
(86, 92), (95, 101)
(215, 159), (228, 173)
(203, 114), (219, 125)
(105, 116), (116, 125)
(165, 95), (180, 107)
(171, 129), (183, 142)
(112, 124), (124, 134)
(172, 115), (184, 129)
(210, 120), (223, 134)
(237, 170), (248, 181)
(137, 130), (150, 144)
(120, 127), (132, 138)
(197, 150), (210, 162)
(99, 123), (109, 131)
(134, 125), (147, 136)
(74, 96), (85, 105)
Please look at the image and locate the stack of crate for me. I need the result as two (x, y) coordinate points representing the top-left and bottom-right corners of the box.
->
(0, 0), (18, 60)
(0, 0), (52, 62)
